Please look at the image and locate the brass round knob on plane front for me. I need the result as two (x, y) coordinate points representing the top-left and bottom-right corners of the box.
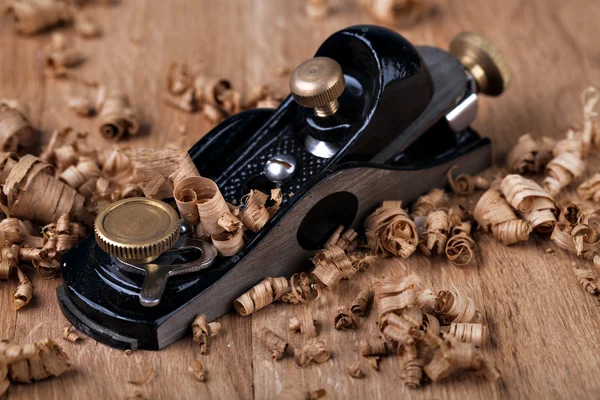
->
(95, 197), (180, 264)
(289, 57), (345, 117)
(450, 32), (511, 97)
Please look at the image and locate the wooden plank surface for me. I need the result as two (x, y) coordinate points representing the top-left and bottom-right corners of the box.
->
(1, 0), (600, 399)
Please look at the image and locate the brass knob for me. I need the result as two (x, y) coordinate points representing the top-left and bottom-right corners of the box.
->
(450, 32), (511, 97)
(289, 57), (345, 117)
(95, 197), (180, 264)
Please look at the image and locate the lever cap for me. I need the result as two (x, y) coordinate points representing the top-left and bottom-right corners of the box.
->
(289, 57), (345, 116)
(95, 197), (180, 264)
(450, 31), (511, 96)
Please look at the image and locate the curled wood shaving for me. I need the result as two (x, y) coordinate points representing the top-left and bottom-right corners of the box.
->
(191, 314), (222, 354)
(294, 339), (330, 367)
(288, 317), (301, 332)
(274, 386), (328, 400)
(572, 265), (598, 295)
(561, 203), (584, 226)
(447, 166), (476, 195)
(365, 201), (418, 258)
(233, 277), (289, 316)
(188, 360), (206, 382)
(553, 134), (584, 157)
(258, 328), (288, 361)
(435, 290), (479, 324)
(43, 33), (84, 77)
(96, 92), (140, 140)
(12, 267), (33, 310)
(543, 151), (585, 196)
(411, 188), (447, 218)
(323, 225), (343, 249)
(351, 287), (373, 316)
(577, 173), (600, 202)
(445, 323), (486, 346)
(506, 133), (555, 173)
(0, 153), (85, 224)
(241, 190), (272, 233)
(124, 148), (200, 199)
(67, 95), (94, 116)
(501, 174), (557, 233)
(62, 325), (85, 343)
(0, 338), (71, 383)
(400, 342), (425, 388)
(424, 337), (499, 383)
(0, 99), (36, 153)
(335, 228), (358, 250)
(211, 228), (244, 256)
(359, 0), (431, 26)
(127, 369), (154, 385)
(0, 245), (19, 280)
(346, 359), (364, 379)
(334, 307), (355, 330)
(417, 288), (437, 314)
(5, 0), (72, 35)
(311, 245), (356, 289)
(360, 337), (391, 356)
(306, 0), (329, 19)
(445, 234), (476, 266)
(551, 222), (599, 259)
(474, 189), (531, 245)
(347, 251), (377, 271)
(419, 209), (449, 256)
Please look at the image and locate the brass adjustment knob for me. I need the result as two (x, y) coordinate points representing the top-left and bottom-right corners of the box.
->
(95, 197), (180, 264)
(289, 57), (345, 117)
(450, 32), (511, 97)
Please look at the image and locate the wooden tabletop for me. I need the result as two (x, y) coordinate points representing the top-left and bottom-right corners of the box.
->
(2, 0), (600, 399)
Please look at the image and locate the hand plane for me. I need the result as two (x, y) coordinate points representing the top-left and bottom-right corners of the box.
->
(57, 25), (510, 350)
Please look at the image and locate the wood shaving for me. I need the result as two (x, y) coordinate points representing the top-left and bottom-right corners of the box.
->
(233, 277), (289, 316)
(306, 0), (329, 19)
(359, 0), (431, 26)
(244, 84), (283, 110)
(257, 328), (288, 361)
(572, 265), (598, 296)
(411, 188), (447, 218)
(579, 86), (600, 153)
(435, 290), (479, 324)
(124, 148), (199, 199)
(294, 339), (330, 367)
(346, 359), (364, 379)
(211, 228), (244, 256)
(360, 337), (391, 356)
(445, 323), (486, 346)
(544, 151), (585, 196)
(274, 386), (328, 400)
(191, 314), (222, 354)
(445, 234), (476, 266)
(241, 189), (272, 233)
(500, 174), (557, 233)
(447, 166), (476, 195)
(506, 133), (555, 173)
(12, 267), (33, 310)
(311, 247), (356, 289)
(43, 33), (84, 77)
(188, 360), (206, 382)
(0, 99), (36, 153)
(334, 307), (355, 330)
(365, 201), (418, 258)
(351, 287), (373, 316)
(62, 325), (85, 342)
(347, 251), (377, 271)
(424, 336), (499, 383)
(288, 317), (302, 332)
(5, 0), (72, 35)
(0, 338), (71, 383)
(577, 173), (600, 202)
(96, 92), (140, 140)
(400, 342), (425, 388)
(0, 245), (19, 280)
(474, 188), (531, 245)
(127, 369), (154, 385)
(419, 209), (449, 256)
(367, 356), (380, 371)
(0, 153), (85, 225)
(300, 309), (317, 338)
(551, 222), (599, 260)
(66, 95), (95, 116)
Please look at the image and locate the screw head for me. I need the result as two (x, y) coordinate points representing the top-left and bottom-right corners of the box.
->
(264, 154), (297, 182)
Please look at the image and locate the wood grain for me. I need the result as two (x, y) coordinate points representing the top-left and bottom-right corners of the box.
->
(1, 0), (600, 399)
